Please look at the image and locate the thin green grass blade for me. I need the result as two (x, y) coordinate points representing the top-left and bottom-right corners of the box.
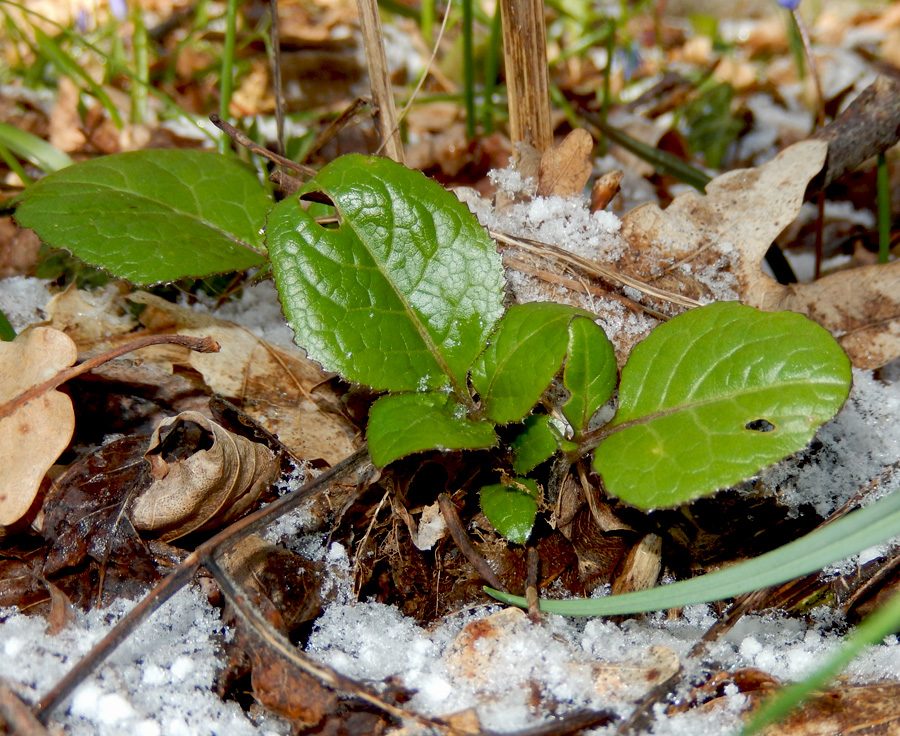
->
(878, 152), (890, 265)
(33, 27), (124, 129)
(461, 0), (476, 139)
(481, 3), (503, 134)
(741, 585), (900, 734)
(584, 110), (711, 192)
(485, 487), (900, 615)
(0, 139), (32, 184)
(130, 5), (149, 124)
(0, 122), (73, 173)
(218, 0), (239, 154)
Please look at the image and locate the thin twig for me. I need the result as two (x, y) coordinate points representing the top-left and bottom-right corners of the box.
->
(35, 447), (373, 721)
(438, 493), (508, 593)
(0, 334), (219, 423)
(203, 554), (463, 732)
(209, 114), (318, 178)
(492, 229), (703, 310)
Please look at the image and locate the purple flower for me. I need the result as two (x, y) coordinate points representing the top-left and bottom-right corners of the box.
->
(776, 0), (802, 9)
(109, 0), (128, 22)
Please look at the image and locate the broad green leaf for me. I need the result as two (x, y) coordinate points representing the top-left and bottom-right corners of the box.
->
(593, 302), (851, 509)
(15, 150), (270, 284)
(510, 414), (558, 474)
(267, 155), (504, 394)
(367, 392), (497, 467)
(472, 302), (589, 424)
(480, 478), (539, 545)
(485, 483), (900, 616)
(562, 316), (616, 435)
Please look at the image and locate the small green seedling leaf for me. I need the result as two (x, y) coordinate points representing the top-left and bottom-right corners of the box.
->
(472, 302), (590, 424)
(15, 150), (271, 284)
(562, 316), (616, 435)
(367, 392), (497, 467)
(268, 155), (505, 394)
(593, 302), (851, 509)
(510, 414), (558, 474)
(480, 477), (540, 545)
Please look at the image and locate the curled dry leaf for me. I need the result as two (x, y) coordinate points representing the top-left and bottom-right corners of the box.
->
(130, 411), (279, 542)
(0, 327), (77, 526)
(128, 292), (360, 464)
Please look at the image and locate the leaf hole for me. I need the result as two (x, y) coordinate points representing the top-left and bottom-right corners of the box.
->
(745, 418), (775, 432)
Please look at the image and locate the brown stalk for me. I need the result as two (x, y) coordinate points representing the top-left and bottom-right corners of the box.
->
(208, 114), (318, 178)
(203, 555), (465, 733)
(356, 0), (405, 163)
(0, 334), (219, 423)
(500, 0), (553, 156)
(437, 493), (509, 593)
(35, 447), (373, 721)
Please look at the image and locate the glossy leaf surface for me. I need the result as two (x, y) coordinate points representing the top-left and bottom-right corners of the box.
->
(480, 478), (539, 545)
(15, 150), (271, 284)
(268, 155), (505, 393)
(593, 302), (851, 509)
(562, 316), (616, 435)
(367, 392), (496, 467)
(510, 414), (558, 474)
(472, 302), (589, 424)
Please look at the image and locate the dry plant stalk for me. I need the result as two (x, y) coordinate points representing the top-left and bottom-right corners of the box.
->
(356, 0), (405, 163)
(500, 0), (553, 155)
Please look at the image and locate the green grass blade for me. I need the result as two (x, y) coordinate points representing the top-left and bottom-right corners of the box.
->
(130, 5), (149, 124)
(481, 3), (503, 134)
(878, 152), (890, 265)
(0, 122), (73, 173)
(742, 586), (900, 734)
(33, 27), (124, 130)
(218, 0), (239, 154)
(0, 139), (33, 184)
(485, 487), (900, 615)
(461, 0), (476, 138)
(584, 110), (711, 192)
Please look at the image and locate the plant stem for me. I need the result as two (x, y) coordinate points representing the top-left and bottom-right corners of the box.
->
(499, 0), (553, 155)
(461, 0), (476, 138)
(218, 0), (239, 154)
(877, 151), (891, 264)
(130, 2), (148, 124)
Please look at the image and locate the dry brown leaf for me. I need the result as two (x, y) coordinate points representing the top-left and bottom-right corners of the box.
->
(130, 411), (279, 542)
(590, 170), (624, 212)
(537, 129), (594, 198)
(0, 327), (77, 526)
(127, 292), (360, 464)
(619, 140), (827, 297)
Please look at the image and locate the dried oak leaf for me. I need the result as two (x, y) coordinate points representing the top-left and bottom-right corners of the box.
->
(537, 129), (594, 198)
(130, 411), (279, 542)
(128, 291), (360, 464)
(619, 139), (900, 369)
(0, 327), (77, 526)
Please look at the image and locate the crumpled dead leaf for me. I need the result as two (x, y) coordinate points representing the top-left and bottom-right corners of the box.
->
(618, 140), (827, 303)
(127, 292), (360, 464)
(0, 327), (77, 526)
(130, 411), (279, 542)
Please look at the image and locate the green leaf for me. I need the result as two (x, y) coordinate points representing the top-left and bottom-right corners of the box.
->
(472, 302), (589, 424)
(510, 414), (558, 474)
(562, 316), (616, 435)
(480, 478), (539, 545)
(367, 392), (497, 467)
(15, 150), (270, 285)
(0, 122), (73, 173)
(593, 302), (851, 509)
(268, 156), (504, 394)
(484, 483), (900, 616)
